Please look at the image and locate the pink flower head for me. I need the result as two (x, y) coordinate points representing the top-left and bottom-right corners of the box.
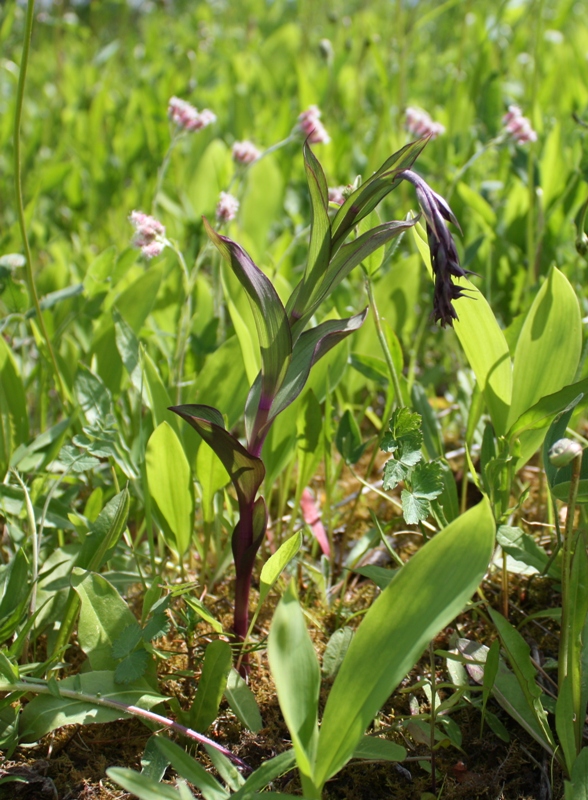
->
(405, 107), (445, 140)
(129, 210), (167, 259)
(502, 105), (537, 144)
(232, 140), (261, 164)
(168, 96), (216, 132)
(297, 105), (331, 144)
(216, 192), (239, 223)
(328, 186), (346, 206)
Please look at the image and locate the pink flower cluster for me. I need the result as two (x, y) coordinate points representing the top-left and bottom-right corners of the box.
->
(405, 107), (445, 139)
(502, 105), (537, 144)
(168, 96), (216, 132)
(297, 105), (331, 145)
(328, 186), (347, 206)
(129, 210), (167, 259)
(232, 140), (261, 164)
(216, 192), (239, 223)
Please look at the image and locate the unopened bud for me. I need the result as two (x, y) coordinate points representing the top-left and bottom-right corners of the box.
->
(549, 438), (583, 468)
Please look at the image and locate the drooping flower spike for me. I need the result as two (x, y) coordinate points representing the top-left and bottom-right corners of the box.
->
(399, 170), (473, 327)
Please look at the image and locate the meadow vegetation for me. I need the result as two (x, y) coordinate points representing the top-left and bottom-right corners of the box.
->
(1, 0), (588, 798)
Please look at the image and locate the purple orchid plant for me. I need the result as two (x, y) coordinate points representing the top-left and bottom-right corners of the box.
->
(170, 138), (466, 659)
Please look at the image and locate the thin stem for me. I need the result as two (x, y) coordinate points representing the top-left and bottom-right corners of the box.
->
(4, 678), (249, 769)
(12, 470), (37, 663)
(364, 271), (404, 407)
(14, 0), (67, 408)
(429, 640), (437, 793)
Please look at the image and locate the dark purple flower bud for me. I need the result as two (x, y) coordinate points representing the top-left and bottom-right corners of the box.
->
(399, 170), (472, 327)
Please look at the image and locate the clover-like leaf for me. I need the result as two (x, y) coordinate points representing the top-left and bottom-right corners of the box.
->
(114, 649), (151, 685)
(401, 490), (431, 525)
(411, 461), (444, 500)
(382, 459), (408, 491)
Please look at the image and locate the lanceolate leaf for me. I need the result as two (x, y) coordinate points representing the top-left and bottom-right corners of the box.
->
(330, 138), (428, 250)
(170, 405), (265, 506)
(314, 498), (494, 789)
(204, 218), (292, 402)
(291, 221), (414, 336)
(286, 143), (331, 325)
(265, 310), (368, 432)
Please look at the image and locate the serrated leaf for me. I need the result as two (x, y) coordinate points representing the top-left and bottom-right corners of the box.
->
(411, 462), (444, 499)
(115, 649), (150, 684)
(382, 459), (408, 491)
(142, 613), (170, 643)
(390, 407), (422, 437)
(111, 622), (143, 659)
(401, 490), (431, 525)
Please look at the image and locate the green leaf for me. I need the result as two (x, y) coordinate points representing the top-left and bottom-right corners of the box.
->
(335, 410), (366, 465)
(259, 531), (302, 605)
(196, 440), (230, 524)
(330, 139), (428, 251)
(0, 548), (30, 642)
(508, 268), (582, 454)
(112, 622), (143, 659)
(0, 337), (28, 480)
(259, 311), (368, 438)
(77, 488), (130, 572)
(557, 675), (577, 775)
(382, 459), (408, 491)
(352, 736), (406, 763)
(400, 490), (430, 525)
(20, 672), (164, 743)
(72, 568), (139, 671)
(154, 737), (228, 800)
(322, 627), (354, 679)
(170, 405), (264, 507)
(231, 749), (297, 799)
(411, 461), (444, 499)
(204, 218), (292, 402)
(189, 640), (232, 732)
(115, 649), (151, 684)
(314, 498), (494, 789)
(268, 583), (320, 786)
(496, 525), (556, 577)
(352, 565), (397, 590)
(224, 668), (263, 733)
(566, 747), (588, 800)
(107, 767), (187, 800)
(509, 382), (588, 442)
(488, 608), (555, 751)
(146, 422), (194, 557)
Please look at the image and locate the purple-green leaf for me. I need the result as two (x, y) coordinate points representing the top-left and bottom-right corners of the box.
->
(287, 143), (332, 327)
(170, 404), (265, 506)
(330, 138), (429, 251)
(292, 220), (415, 338)
(204, 218), (292, 403)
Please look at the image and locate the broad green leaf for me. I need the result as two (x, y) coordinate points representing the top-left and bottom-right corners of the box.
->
(314, 498), (494, 788)
(75, 365), (113, 425)
(566, 747), (588, 800)
(322, 627), (354, 679)
(412, 223), (512, 435)
(411, 462), (444, 499)
(154, 737), (228, 800)
(72, 568), (139, 671)
(196, 440), (230, 524)
(204, 218), (292, 402)
(496, 525), (556, 578)
(107, 767), (188, 800)
(231, 749), (296, 799)
(509, 381), (588, 442)
(268, 583), (320, 786)
(142, 351), (178, 432)
(0, 549), (30, 642)
(259, 531), (302, 604)
(77, 488), (130, 572)
(115, 264), (163, 334)
(352, 736), (406, 763)
(400, 490), (430, 524)
(146, 422), (194, 557)
(226, 294), (260, 385)
(20, 672), (164, 743)
(352, 565), (397, 590)
(224, 668), (263, 733)
(203, 745), (244, 792)
(189, 640), (232, 732)
(508, 268), (581, 431)
(557, 675), (577, 775)
(0, 338), (28, 480)
(569, 540), (588, 753)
